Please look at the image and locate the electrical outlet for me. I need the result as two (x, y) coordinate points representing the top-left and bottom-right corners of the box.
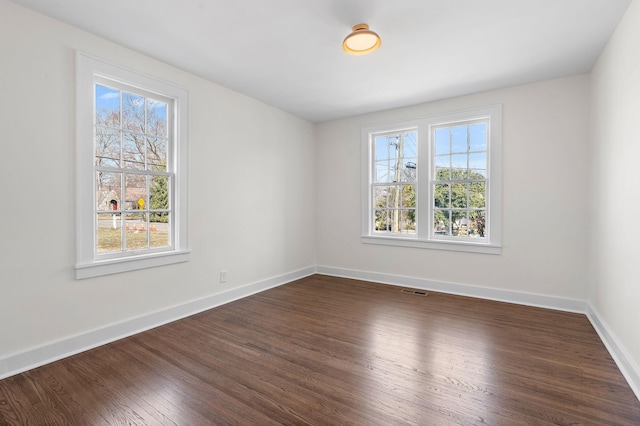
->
(220, 271), (227, 283)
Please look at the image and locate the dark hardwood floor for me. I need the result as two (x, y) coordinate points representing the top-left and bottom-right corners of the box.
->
(1, 274), (639, 425)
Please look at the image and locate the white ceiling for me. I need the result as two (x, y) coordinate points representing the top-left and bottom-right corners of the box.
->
(10, 0), (630, 123)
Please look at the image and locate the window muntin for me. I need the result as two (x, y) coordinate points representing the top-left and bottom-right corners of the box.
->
(362, 106), (501, 254)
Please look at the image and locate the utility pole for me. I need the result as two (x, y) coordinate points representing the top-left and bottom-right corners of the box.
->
(392, 135), (403, 232)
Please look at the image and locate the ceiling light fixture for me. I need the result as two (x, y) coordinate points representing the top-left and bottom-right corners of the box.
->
(342, 23), (381, 55)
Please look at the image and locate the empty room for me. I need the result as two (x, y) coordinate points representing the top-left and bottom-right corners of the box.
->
(1, 0), (639, 424)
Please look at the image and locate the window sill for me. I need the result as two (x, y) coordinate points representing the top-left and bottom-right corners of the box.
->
(361, 235), (501, 254)
(75, 250), (191, 279)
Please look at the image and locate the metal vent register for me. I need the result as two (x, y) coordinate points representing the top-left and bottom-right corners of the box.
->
(400, 288), (428, 296)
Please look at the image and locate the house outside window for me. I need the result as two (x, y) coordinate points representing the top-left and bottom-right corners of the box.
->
(361, 105), (502, 254)
(76, 53), (189, 279)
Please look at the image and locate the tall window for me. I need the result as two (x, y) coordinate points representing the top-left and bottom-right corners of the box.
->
(95, 81), (172, 254)
(362, 106), (502, 254)
(76, 53), (189, 278)
(432, 120), (488, 239)
(373, 131), (417, 234)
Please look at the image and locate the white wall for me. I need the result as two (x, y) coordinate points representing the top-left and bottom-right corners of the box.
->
(316, 76), (591, 300)
(0, 0), (316, 359)
(589, 0), (640, 384)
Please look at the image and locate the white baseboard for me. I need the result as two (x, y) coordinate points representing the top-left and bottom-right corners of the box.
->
(587, 304), (640, 401)
(316, 266), (588, 313)
(316, 265), (640, 402)
(0, 266), (315, 380)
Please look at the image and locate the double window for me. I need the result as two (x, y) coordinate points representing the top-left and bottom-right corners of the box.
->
(76, 53), (189, 278)
(362, 106), (502, 254)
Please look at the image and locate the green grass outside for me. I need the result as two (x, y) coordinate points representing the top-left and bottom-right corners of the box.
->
(97, 227), (169, 253)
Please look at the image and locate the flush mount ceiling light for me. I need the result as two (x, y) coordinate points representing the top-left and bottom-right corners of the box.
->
(342, 23), (381, 55)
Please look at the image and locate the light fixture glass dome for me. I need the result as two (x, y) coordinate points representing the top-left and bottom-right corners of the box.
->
(342, 24), (381, 55)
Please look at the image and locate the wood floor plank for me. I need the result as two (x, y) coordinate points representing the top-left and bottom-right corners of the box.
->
(115, 339), (281, 425)
(1, 274), (639, 425)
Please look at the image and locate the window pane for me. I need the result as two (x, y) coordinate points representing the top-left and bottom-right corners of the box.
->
(469, 182), (486, 208)
(399, 131), (417, 183)
(403, 131), (417, 157)
(435, 128), (450, 155)
(469, 123), (487, 151)
(401, 161), (417, 183)
(96, 172), (121, 211)
(374, 209), (390, 231)
(95, 85), (120, 127)
(398, 209), (416, 233)
(451, 154), (468, 178)
(150, 176), (170, 211)
(434, 183), (450, 208)
(125, 213), (147, 250)
(375, 160), (392, 183)
(452, 213), (469, 236)
(401, 184), (416, 209)
(387, 135), (400, 161)
(97, 213), (122, 254)
(470, 210), (486, 237)
(434, 210), (450, 236)
(374, 185), (391, 209)
(147, 99), (167, 137)
(469, 152), (487, 177)
(147, 137), (167, 171)
(451, 126), (468, 153)
(123, 92), (145, 132)
(435, 168), (450, 180)
(435, 155), (450, 180)
(374, 135), (394, 183)
(375, 135), (396, 161)
(125, 174), (147, 211)
(123, 131), (145, 169)
(451, 183), (468, 208)
(150, 218), (170, 248)
(386, 159), (409, 182)
(95, 127), (121, 167)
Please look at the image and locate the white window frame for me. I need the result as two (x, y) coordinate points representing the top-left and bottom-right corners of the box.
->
(76, 52), (190, 279)
(361, 105), (502, 254)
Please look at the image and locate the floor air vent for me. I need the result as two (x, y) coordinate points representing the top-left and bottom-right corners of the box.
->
(400, 288), (428, 296)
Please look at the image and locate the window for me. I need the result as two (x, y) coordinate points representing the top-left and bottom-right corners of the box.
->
(362, 106), (502, 254)
(372, 130), (418, 234)
(76, 53), (189, 278)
